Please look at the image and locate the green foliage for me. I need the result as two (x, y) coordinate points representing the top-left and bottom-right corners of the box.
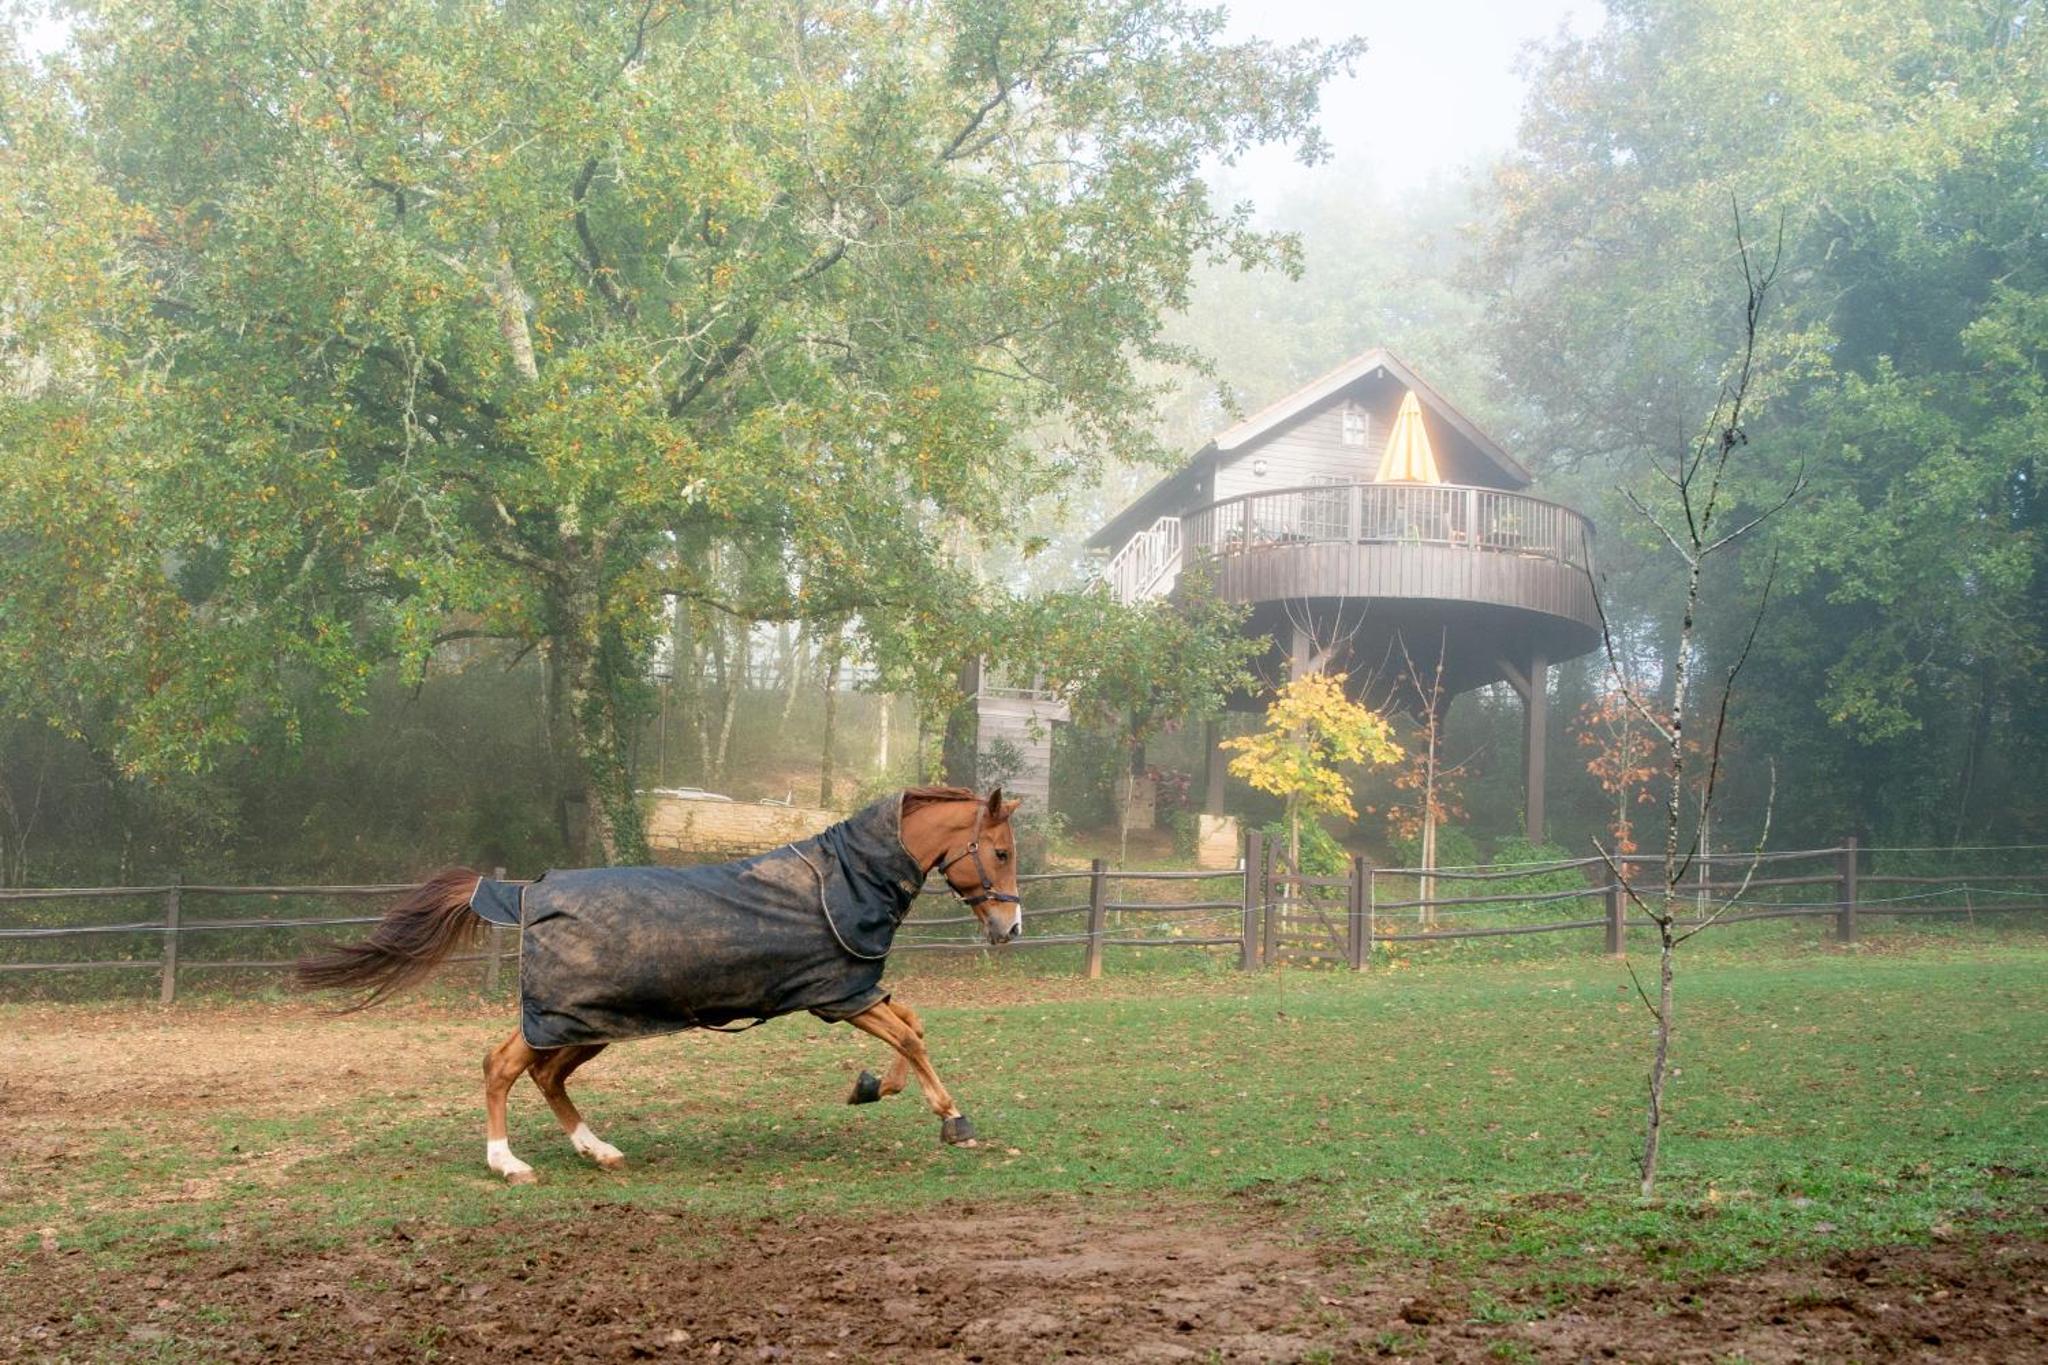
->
(1260, 815), (1347, 877)
(1484, 0), (2048, 847)
(0, 2), (1355, 860)
(1392, 824), (1479, 873)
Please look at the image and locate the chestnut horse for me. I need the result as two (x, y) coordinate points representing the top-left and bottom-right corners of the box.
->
(296, 787), (1022, 1183)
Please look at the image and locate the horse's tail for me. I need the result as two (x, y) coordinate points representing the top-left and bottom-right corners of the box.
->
(294, 867), (485, 1011)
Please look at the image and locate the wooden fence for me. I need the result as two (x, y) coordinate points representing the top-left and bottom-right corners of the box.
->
(2, 837), (2044, 999)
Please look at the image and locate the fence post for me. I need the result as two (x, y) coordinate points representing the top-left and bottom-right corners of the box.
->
(1347, 856), (1368, 970)
(1605, 878), (1625, 956)
(158, 873), (182, 1006)
(1262, 842), (1280, 968)
(1836, 836), (1859, 944)
(1238, 829), (1262, 971)
(484, 865), (508, 995)
(1084, 858), (1108, 980)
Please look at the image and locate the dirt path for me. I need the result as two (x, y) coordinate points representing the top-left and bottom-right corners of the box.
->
(7, 1197), (2043, 1362)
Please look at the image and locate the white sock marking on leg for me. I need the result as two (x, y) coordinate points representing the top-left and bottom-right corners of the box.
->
(486, 1138), (533, 1179)
(569, 1122), (623, 1164)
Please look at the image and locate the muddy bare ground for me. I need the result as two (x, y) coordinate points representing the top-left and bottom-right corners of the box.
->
(6, 1198), (2044, 1363)
(5, 1001), (2045, 1361)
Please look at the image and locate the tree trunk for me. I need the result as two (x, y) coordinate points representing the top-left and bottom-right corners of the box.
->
(1420, 714), (1439, 927)
(819, 628), (844, 807)
(876, 693), (892, 777)
(550, 572), (651, 867)
(941, 657), (981, 787)
(1641, 914), (1676, 1197)
(711, 620), (747, 786)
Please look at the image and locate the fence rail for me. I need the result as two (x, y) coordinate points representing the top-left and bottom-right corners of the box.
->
(3, 836), (2044, 998)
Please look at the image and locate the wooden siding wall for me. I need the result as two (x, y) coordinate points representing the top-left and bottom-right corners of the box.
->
(974, 695), (1061, 806)
(1209, 373), (1513, 506)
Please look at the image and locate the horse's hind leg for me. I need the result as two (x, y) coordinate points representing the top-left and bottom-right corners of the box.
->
(846, 1002), (916, 1105)
(528, 1043), (623, 1170)
(483, 1030), (540, 1184)
(875, 1002), (922, 1097)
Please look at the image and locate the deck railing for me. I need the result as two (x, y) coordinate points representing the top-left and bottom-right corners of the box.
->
(1180, 482), (1593, 572)
(1104, 514), (1184, 603)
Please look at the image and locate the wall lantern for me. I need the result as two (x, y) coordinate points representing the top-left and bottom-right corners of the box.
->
(1252, 458), (1269, 478)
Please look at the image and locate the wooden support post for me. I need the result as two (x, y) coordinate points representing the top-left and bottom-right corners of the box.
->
(484, 865), (508, 995)
(1605, 878), (1626, 956)
(1347, 856), (1368, 971)
(1204, 719), (1226, 817)
(1523, 650), (1548, 844)
(1084, 858), (1108, 980)
(1362, 859), (1375, 969)
(1836, 836), (1859, 944)
(1261, 842), (1280, 969)
(1239, 829), (1262, 971)
(158, 873), (182, 1006)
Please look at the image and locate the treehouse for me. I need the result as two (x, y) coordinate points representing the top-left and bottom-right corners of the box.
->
(1086, 349), (1599, 842)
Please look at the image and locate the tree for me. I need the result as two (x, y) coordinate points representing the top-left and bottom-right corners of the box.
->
(1385, 635), (1465, 926)
(1594, 217), (1797, 1199)
(1, 2), (1358, 861)
(1574, 677), (1660, 860)
(1000, 578), (1261, 859)
(1485, 0), (2048, 849)
(1222, 672), (1401, 871)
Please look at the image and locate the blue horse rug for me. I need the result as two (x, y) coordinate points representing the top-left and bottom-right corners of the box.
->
(467, 795), (925, 1050)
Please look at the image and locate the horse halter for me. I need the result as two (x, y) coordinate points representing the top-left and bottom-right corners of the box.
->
(931, 804), (1022, 909)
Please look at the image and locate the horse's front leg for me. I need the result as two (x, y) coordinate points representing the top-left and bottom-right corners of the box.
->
(846, 1000), (978, 1146)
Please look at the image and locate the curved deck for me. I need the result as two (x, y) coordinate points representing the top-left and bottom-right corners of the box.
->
(1179, 482), (1600, 702)
(1185, 482), (1596, 629)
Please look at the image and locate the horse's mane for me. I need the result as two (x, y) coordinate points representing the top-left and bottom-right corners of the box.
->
(901, 785), (980, 811)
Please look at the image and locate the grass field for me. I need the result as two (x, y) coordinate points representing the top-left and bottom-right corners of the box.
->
(5, 934), (2044, 1360)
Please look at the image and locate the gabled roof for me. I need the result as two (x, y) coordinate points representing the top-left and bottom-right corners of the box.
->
(1213, 349), (1526, 480)
(1087, 349), (1530, 551)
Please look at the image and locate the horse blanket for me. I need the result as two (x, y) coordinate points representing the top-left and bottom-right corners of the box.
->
(468, 794), (926, 1050)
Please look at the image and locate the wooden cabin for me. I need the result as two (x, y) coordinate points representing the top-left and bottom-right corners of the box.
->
(1086, 349), (1600, 842)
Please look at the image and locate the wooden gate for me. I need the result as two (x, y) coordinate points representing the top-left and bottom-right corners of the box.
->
(1260, 848), (1368, 969)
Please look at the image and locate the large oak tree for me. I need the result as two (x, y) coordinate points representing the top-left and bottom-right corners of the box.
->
(2, 1), (1355, 860)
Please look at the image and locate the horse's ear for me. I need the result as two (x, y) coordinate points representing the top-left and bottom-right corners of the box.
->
(1001, 798), (1022, 822)
(985, 787), (1004, 820)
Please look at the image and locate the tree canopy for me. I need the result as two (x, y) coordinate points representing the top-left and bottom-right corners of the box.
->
(1, 0), (1355, 859)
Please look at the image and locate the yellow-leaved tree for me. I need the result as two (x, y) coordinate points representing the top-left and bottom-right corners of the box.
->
(1221, 673), (1403, 871)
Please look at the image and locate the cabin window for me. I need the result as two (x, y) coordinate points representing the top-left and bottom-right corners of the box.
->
(1341, 403), (1369, 447)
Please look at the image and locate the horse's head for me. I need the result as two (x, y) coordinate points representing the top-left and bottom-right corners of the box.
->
(913, 787), (1024, 945)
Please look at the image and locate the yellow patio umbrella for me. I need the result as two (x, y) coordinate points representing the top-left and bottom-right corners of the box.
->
(1375, 390), (1442, 483)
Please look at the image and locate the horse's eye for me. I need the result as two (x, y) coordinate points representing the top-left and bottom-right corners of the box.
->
(995, 849), (1010, 862)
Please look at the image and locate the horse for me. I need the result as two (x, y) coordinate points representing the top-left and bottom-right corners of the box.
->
(295, 786), (1023, 1183)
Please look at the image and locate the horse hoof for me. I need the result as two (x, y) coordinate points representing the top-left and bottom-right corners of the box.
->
(941, 1115), (978, 1146)
(596, 1152), (627, 1172)
(847, 1070), (882, 1105)
(504, 1168), (539, 1186)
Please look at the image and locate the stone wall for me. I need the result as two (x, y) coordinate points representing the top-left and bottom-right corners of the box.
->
(645, 797), (843, 863)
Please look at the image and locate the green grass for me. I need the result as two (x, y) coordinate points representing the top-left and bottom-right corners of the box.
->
(5, 942), (2043, 1285)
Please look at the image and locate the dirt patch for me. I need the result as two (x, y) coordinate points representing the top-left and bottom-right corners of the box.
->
(7, 1200), (2044, 1363)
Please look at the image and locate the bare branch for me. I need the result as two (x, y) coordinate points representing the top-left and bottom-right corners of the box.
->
(1675, 760), (1776, 945)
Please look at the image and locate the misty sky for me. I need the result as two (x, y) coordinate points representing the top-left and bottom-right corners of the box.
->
(1221, 0), (1597, 203)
